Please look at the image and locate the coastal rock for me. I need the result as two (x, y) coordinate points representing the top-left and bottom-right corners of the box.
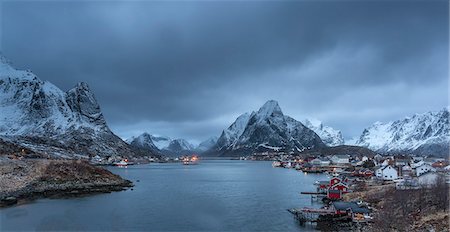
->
(0, 159), (133, 206)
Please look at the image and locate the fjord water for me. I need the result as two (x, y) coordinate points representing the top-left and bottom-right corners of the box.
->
(1, 160), (325, 231)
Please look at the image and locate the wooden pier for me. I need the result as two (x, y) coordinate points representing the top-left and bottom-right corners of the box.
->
(288, 207), (335, 225)
(300, 191), (326, 195)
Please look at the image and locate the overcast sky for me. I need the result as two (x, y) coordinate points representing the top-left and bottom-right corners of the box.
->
(1, 0), (448, 144)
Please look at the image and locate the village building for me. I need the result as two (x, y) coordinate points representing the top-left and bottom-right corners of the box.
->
(375, 165), (398, 180)
(310, 157), (330, 167)
(415, 163), (435, 176)
(444, 165), (450, 172)
(380, 159), (390, 167)
(373, 154), (383, 162)
(395, 158), (410, 166)
(361, 156), (369, 162)
(331, 155), (350, 165)
(411, 160), (425, 169)
(331, 201), (372, 222)
(432, 161), (448, 169)
(401, 165), (413, 177)
(327, 189), (342, 200)
(423, 157), (439, 165)
(329, 182), (349, 193)
(412, 156), (424, 162)
(417, 172), (439, 187)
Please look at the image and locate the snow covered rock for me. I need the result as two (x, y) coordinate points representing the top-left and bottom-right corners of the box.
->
(212, 100), (326, 156)
(355, 108), (450, 157)
(0, 55), (140, 158)
(302, 119), (345, 146)
(128, 133), (196, 156)
(197, 136), (218, 152)
(128, 133), (160, 156)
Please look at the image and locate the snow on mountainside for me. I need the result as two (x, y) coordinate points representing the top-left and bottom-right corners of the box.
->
(149, 135), (172, 150)
(166, 139), (195, 153)
(356, 108), (450, 157)
(129, 133), (196, 156)
(212, 100), (326, 156)
(302, 119), (345, 146)
(197, 136), (218, 151)
(128, 133), (160, 155)
(0, 55), (138, 158)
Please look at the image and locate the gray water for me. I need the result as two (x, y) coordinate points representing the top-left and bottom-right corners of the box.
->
(0, 160), (327, 231)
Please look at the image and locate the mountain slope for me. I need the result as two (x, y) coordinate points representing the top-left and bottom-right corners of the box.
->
(0, 55), (142, 158)
(197, 136), (218, 152)
(128, 133), (161, 156)
(211, 100), (326, 156)
(355, 108), (450, 157)
(302, 119), (345, 146)
(128, 133), (196, 156)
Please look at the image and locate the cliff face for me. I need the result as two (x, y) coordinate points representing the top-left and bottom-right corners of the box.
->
(355, 108), (450, 157)
(211, 100), (326, 156)
(0, 55), (143, 158)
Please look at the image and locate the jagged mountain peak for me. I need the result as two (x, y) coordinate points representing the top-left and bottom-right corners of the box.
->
(212, 100), (325, 156)
(128, 132), (160, 154)
(257, 100), (283, 118)
(356, 108), (450, 157)
(302, 118), (345, 146)
(0, 55), (137, 158)
(66, 82), (106, 128)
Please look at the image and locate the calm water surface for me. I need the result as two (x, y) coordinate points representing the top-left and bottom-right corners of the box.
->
(0, 160), (328, 231)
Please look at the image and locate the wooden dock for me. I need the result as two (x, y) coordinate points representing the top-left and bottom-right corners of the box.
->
(288, 207), (335, 225)
(300, 191), (326, 195)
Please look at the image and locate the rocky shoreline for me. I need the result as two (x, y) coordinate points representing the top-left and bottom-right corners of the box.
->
(0, 158), (133, 207)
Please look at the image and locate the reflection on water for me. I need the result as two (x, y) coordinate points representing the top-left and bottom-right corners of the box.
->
(1, 160), (327, 231)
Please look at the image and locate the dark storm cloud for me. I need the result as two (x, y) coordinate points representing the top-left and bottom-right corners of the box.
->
(1, 0), (448, 142)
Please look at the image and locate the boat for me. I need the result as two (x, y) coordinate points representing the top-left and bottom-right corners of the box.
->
(115, 159), (128, 167)
(182, 155), (199, 165)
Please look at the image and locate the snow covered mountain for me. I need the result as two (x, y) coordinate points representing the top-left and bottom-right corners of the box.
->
(128, 133), (196, 156)
(0, 55), (140, 158)
(197, 136), (218, 152)
(128, 133), (161, 156)
(212, 100), (326, 156)
(302, 119), (345, 146)
(355, 108), (450, 157)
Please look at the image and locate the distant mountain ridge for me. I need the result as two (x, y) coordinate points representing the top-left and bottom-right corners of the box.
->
(210, 100), (326, 156)
(128, 133), (198, 156)
(355, 108), (449, 157)
(302, 119), (345, 146)
(0, 55), (144, 158)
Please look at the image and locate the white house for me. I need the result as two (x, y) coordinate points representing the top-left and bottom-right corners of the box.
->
(376, 165), (398, 180)
(411, 160), (425, 169)
(415, 163), (435, 176)
(401, 165), (413, 177)
(319, 158), (331, 166)
(395, 158), (410, 167)
(331, 155), (350, 165)
(374, 154), (383, 162)
(381, 159), (390, 167)
(417, 172), (439, 187)
(362, 156), (369, 162)
(311, 158), (330, 166)
(444, 165), (450, 172)
(423, 158), (438, 165)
